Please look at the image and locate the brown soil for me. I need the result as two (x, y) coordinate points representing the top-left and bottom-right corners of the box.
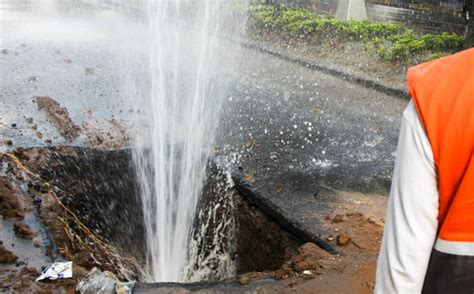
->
(235, 194), (302, 273)
(0, 242), (18, 263)
(236, 191), (386, 293)
(0, 177), (25, 219)
(81, 113), (131, 150)
(0, 266), (76, 293)
(284, 192), (386, 293)
(13, 223), (35, 239)
(33, 96), (82, 141)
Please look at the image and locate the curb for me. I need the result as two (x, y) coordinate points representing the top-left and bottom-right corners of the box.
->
(237, 38), (410, 100)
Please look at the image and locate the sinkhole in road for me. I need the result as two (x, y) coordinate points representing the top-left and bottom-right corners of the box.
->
(21, 147), (303, 283)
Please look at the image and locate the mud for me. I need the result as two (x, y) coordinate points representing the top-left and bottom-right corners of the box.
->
(33, 96), (82, 142)
(298, 192), (386, 293)
(0, 149), (144, 293)
(0, 242), (17, 263)
(0, 266), (76, 293)
(13, 223), (35, 240)
(0, 177), (25, 219)
(229, 192), (385, 294)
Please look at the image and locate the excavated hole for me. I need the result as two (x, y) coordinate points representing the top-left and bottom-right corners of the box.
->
(25, 147), (303, 281)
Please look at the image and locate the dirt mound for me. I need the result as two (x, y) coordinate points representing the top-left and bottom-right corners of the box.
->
(274, 242), (332, 280)
(13, 223), (35, 239)
(33, 96), (81, 141)
(0, 242), (17, 263)
(0, 178), (25, 219)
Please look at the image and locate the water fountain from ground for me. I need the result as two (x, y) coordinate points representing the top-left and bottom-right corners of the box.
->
(121, 0), (247, 283)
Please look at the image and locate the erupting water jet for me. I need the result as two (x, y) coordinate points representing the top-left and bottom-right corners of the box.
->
(123, 0), (247, 282)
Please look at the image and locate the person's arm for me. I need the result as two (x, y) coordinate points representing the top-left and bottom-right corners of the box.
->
(375, 100), (439, 293)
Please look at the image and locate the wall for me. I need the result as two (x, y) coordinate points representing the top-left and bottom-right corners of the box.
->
(274, 0), (468, 33)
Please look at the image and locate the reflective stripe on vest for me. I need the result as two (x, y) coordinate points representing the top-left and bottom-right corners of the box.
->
(435, 238), (474, 256)
(407, 48), (474, 246)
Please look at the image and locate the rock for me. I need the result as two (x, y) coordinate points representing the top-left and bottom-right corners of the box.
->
(6, 139), (13, 146)
(0, 242), (18, 263)
(26, 117), (34, 124)
(239, 275), (250, 286)
(333, 214), (344, 223)
(298, 242), (331, 259)
(336, 234), (350, 246)
(275, 262), (294, 279)
(290, 243), (331, 273)
(302, 270), (316, 280)
(274, 270), (287, 280)
(13, 223), (35, 239)
(280, 262), (293, 273)
(293, 260), (318, 272)
(33, 238), (41, 248)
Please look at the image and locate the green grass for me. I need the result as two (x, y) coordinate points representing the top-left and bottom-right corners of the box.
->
(248, 4), (465, 62)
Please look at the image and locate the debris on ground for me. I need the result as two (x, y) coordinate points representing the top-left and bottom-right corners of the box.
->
(239, 275), (250, 286)
(0, 177), (25, 219)
(13, 223), (36, 239)
(33, 96), (81, 141)
(76, 267), (135, 294)
(0, 242), (18, 263)
(332, 214), (344, 223)
(36, 261), (73, 281)
(336, 234), (351, 246)
(0, 149), (145, 292)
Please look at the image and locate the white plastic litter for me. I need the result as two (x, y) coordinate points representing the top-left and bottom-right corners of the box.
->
(76, 267), (135, 294)
(36, 261), (73, 281)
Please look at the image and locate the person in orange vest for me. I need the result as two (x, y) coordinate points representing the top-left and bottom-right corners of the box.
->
(375, 48), (474, 293)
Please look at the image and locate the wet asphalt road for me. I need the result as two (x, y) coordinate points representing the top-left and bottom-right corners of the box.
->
(0, 0), (135, 148)
(219, 46), (406, 194)
(1, 0), (407, 188)
(1, 0), (408, 258)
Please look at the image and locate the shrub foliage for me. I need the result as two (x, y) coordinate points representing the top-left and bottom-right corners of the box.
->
(249, 4), (465, 62)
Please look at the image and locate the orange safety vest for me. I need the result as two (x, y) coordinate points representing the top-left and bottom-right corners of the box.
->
(407, 48), (474, 249)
